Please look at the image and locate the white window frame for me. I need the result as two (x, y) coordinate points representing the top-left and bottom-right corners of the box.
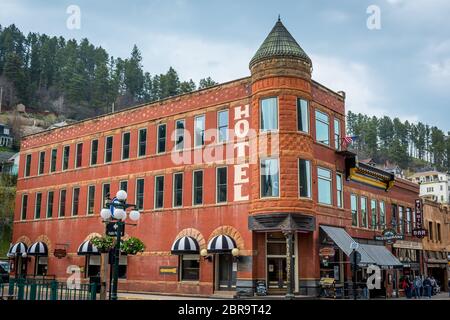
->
(156, 123), (167, 154)
(21, 194), (28, 220)
(137, 128), (147, 157)
(259, 157), (280, 199)
(135, 178), (145, 211)
(121, 132), (131, 160)
(317, 167), (332, 205)
(72, 187), (80, 216)
(298, 159), (312, 199)
(154, 175), (165, 209)
(172, 172), (184, 208)
(90, 139), (99, 166)
(192, 169), (204, 206)
(336, 172), (343, 208)
(59, 189), (67, 217)
(260, 97), (279, 132)
(86, 185), (95, 215)
(46, 191), (54, 219)
(38, 151), (45, 176)
(297, 98), (309, 133)
(62, 145), (70, 171)
(104, 136), (113, 163)
(34, 192), (42, 219)
(216, 166), (228, 204)
(315, 110), (330, 146)
(50, 148), (58, 172)
(217, 109), (229, 143)
(194, 115), (205, 148)
(351, 194), (359, 227)
(175, 119), (185, 151)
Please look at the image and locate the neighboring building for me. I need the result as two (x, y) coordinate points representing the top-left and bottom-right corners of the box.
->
(408, 171), (450, 204)
(0, 151), (16, 174)
(9, 19), (421, 298)
(421, 199), (450, 291)
(0, 123), (13, 148)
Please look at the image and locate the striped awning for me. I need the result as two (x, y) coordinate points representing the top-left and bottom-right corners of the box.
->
(77, 240), (100, 256)
(207, 235), (236, 253)
(171, 236), (200, 255)
(27, 242), (49, 256)
(8, 242), (28, 256)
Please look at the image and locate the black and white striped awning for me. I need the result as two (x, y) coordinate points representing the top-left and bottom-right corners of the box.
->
(27, 242), (49, 256)
(77, 240), (100, 256)
(207, 235), (237, 253)
(8, 242), (28, 256)
(171, 236), (200, 255)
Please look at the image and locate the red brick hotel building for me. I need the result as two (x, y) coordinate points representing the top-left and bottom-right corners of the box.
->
(10, 19), (421, 298)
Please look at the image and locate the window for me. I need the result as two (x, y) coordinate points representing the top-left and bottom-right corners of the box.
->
(298, 159), (311, 198)
(21, 195), (28, 220)
(62, 146), (70, 170)
(436, 223), (441, 242)
(38, 151), (45, 175)
(317, 167), (332, 205)
(90, 139), (98, 166)
(72, 188), (80, 216)
(136, 179), (144, 211)
(138, 128), (147, 157)
(50, 149), (57, 172)
(47, 191), (54, 218)
(392, 204), (398, 227)
(315, 110), (330, 145)
(105, 136), (113, 163)
(154, 176), (164, 209)
(194, 115), (205, 147)
(25, 154), (32, 177)
(102, 183), (110, 206)
(35, 256), (48, 276)
(157, 124), (166, 153)
(379, 201), (386, 228)
(351, 194), (358, 226)
(218, 110), (229, 142)
(260, 97), (278, 131)
(87, 186), (95, 215)
(59, 189), (67, 217)
(260, 158), (279, 198)
(119, 181), (128, 193)
(216, 167), (227, 203)
(406, 208), (412, 234)
(428, 221), (433, 241)
(297, 98), (309, 133)
(336, 173), (343, 207)
(175, 120), (185, 151)
(75, 143), (83, 168)
(398, 206), (404, 234)
(122, 132), (130, 160)
(180, 255), (200, 281)
(334, 119), (341, 150)
(361, 197), (368, 228)
(193, 170), (203, 205)
(35, 193), (42, 219)
(371, 199), (377, 230)
(173, 173), (183, 208)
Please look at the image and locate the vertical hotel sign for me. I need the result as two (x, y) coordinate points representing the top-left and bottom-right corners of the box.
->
(412, 199), (427, 238)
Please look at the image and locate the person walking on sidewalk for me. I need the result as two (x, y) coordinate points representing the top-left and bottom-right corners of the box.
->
(413, 276), (422, 299)
(423, 276), (432, 298)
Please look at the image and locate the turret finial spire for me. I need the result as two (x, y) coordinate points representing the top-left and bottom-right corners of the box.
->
(278, 14), (281, 22)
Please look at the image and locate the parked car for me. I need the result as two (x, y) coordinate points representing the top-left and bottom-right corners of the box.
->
(0, 261), (10, 283)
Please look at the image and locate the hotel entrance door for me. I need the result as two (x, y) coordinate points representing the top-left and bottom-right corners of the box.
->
(267, 258), (287, 289)
(218, 254), (236, 290)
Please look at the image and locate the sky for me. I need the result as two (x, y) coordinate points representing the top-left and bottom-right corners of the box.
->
(1, 0), (449, 131)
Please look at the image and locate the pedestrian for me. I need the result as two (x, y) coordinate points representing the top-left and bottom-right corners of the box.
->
(361, 276), (369, 299)
(401, 276), (411, 299)
(430, 276), (437, 296)
(413, 276), (422, 299)
(423, 276), (432, 298)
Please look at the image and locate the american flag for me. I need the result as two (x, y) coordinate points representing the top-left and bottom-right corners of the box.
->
(342, 136), (357, 149)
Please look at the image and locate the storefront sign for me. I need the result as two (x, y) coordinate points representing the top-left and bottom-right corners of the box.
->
(319, 247), (336, 258)
(53, 248), (67, 259)
(159, 266), (178, 275)
(415, 199), (423, 228)
(412, 228), (427, 238)
(106, 222), (125, 237)
(374, 228), (404, 244)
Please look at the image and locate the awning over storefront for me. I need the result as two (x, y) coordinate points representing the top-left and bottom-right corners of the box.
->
(359, 244), (403, 269)
(7, 242), (28, 257)
(320, 225), (358, 256)
(27, 242), (48, 256)
(320, 225), (402, 268)
(207, 235), (236, 253)
(77, 240), (100, 256)
(171, 236), (200, 255)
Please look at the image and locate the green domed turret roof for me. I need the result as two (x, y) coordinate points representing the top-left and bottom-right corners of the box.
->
(249, 18), (311, 69)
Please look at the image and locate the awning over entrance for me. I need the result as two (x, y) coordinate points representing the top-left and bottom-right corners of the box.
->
(7, 242), (28, 257)
(77, 240), (100, 255)
(359, 244), (402, 269)
(320, 225), (356, 256)
(320, 225), (402, 268)
(207, 235), (236, 253)
(27, 242), (48, 256)
(171, 236), (200, 255)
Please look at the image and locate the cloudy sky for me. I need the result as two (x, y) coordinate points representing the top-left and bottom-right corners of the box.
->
(1, 0), (449, 130)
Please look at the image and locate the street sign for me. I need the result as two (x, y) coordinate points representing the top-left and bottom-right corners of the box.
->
(350, 241), (359, 250)
(106, 222), (125, 237)
(349, 250), (361, 266)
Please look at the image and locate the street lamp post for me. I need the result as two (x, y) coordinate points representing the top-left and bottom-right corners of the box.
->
(100, 190), (140, 301)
